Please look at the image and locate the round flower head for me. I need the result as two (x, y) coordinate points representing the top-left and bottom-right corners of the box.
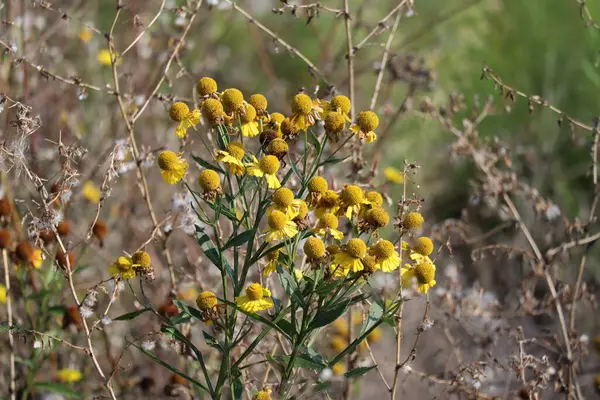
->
(15, 241), (42, 269)
(265, 210), (298, 242)
(197, 77), (218, 97)
(259, 129), (281, 147)
(330, 95), (352, 116)
(324, 112), (346, 134)
(290, 93), (322, 131)
(249, 94), (268, 113)
(57, 220), (71, 237)
(308, 176), (328, 194)
(169, 102), (189, 122)
(263, 249), (280, 276)
(267, 138), (289, 159)
(0, 198), (12, 219)
(158, 151), (189, 184)
(247, 155), (281, 189)
(403, 212), (424, 230)
(108, 255), (135, 280)
(338, 185), (365, 219)
(240, 104), (259, 137)
(56, 249), (75, 271)
(268, 187), (303, 219)
(384, 167), (405, 184)
(413, 237), (434, 256)
(221, 88), (244, 114)
(295, 200), (308, 220)
(313, 213), (344, 240)
(201, 98), (225, 125)
(366, 207), (389, 228)
(315, 189), (340, 217)
(270, 112), (285, 124)
(216, 141), (245, 175)
(252, 388), (272, 400)
(304, 236), (326, 260)
(132, 251), (152, 271)
(365, 191), (383, 207)
(401, 258), (436, 293)
(198, 169), (221, 192)
(330, 335), (348, 353)
(351, 110), (379, 143)
(235, 283), (274, 312)
(361, 254), (380, 275)
(332, 362), (346, 376)
(196, 291), (218, 311)
(92, 220), (108, 247)
(0, 230), (12, 250)
(369, 239), (400, 272)
(280, 117), (300, 137)
(334, 238), (367, 273)
(267, 112), (285, 136)
(57, 368), (82, 383)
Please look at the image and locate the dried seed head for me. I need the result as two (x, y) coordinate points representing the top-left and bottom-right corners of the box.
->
(259, 129), (281, 146)
(92, 220), (108, 245)
(267, 139), (288, 159)
(0, 229), (12, 249)
(57, 220), (71, 237)
(56, 249), (75, 270)
(0, 198), (12, 218)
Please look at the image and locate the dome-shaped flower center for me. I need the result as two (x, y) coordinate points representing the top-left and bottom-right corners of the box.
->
(319, 213), (339, 229)
(366, 207), (389, 228)
(304, 237), (326, 259)
(296, 201), (308, 219)
(197, 77), (217, 96)
(280, 118), (299, 136)
(226, 142), (245, 160)
(169, 102), (190, 122)
(414, 262), (435, 284)
(357, 111), (379, 132)
(413, 237), (434, 256)
(116, 256), (132, 271)
(199, 170), (221, 191)
(324, 112), (345, 133)
(272, 188), (294, 207)
(270, 113), (285, 124)
(362, 255), (378, 273)
(372, 240), (395, 258)
(268, 210), (288, 230)
(246, 283), (264, 301)
(201, 98), (224, 120)
(252, 391), (272, 400)
(267, 139), (288, 157)
(327, 244), (340, 255)
(158, 151), (179, 171)
(320, 190), (339, 208)
(249, 94), (268, 111)
(330, 95), (351, 115)
(291, 93), (313, 115)
(345, 238), (366, 259)
(132, 251), (151, 269)
(241, 104), (257, 123)
(260, 155), (280, 175)
(222, 88), (244, 113)
(308, 176), (328, 193)
(196, 291), (217, 311)
(365, 191), (383, 206)
(341, 185), (363, 206)
(403, 212), (424, 229)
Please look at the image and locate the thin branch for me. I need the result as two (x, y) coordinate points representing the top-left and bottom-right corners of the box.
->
(370, 11), (402, 110)
(343, 0), (355, 119)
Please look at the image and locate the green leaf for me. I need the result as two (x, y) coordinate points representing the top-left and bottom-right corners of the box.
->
(232, 378), (243, 400)
(319, 155), (350, 167)
(192, 154), (225, 174)
(224, 230), (255, 249)
(275, 319), (295, 337)
(309, 130), (321, 154)
(222, 300), (291, 341)
(344, 365), (376, 378)
(274, 353), (325, 370)
(134, 344), (210, 393)
(114, 308), (151, 321)
(34, 382), (83, 399)
(309, 300), (350, 330)
(202, 330), (223, 351)
(47, 305), (67, 316)
(277, 266), (305, 308)
(313, 382), (331, 393)
(358, 302), (383, 337)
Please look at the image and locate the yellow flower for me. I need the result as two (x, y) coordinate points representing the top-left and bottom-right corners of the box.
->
(337, 185), (365, 219)
(324, 112), (346, 134)
(304, 237), (326, 260)
(174, 108), (201, 138)
(384, 167), (405, 184)
(0, 284), (6, 304)
(293, 268), (303, 280)
(334, 238), (367, 273)
(263, 249), (280, 276)
(267, 112), (285, 136)
(367, 327), (382, 343)
(264, 210), (298, 242)
(96, 49), (121, 66)
(201, 98), (225, 125)
(240, 104), (260, 137)
(267, 138), (289, 159)
(197, 77), (218, 97)
(322, 95), (352, 124)
(351, 111), (379, 143)
(169, 102), (190, 122)
(196, 291), (218, 311)
(235, 283), (274, 312)
(267, 187), (302, 219)
(252, 388), (273, 400)
(412, 237), (434, 256)
(307, 176), (328, 208)
(79, 28), (93, 43)
(31, 248), (43, 269)
(365, 207), (389, 229)
(330, 335), (348, 353)
(333, 318), (349, 339)
(249, 94), (268, 114)
(132, 251), (152, 272)
(215, 141), (245, 175)
(290, 93), (322, 132)
(108, 256), (136, 280)
(198, 169), (221, 194)
(315, 189), (340, 218)
(157, 151), (188, 184)
(312, 213), (344, 240)
(369, 239), (400, 272)
(403, 212), (424, 230)
(246, 155), (281, 189)
(221, 88), (244, 114)
(82, 181), (101, 203)
(15, 242), (42, 269)
(401, 255), (436, 293)
(57, 368), (82, 383)
(332, 362), (346, 376)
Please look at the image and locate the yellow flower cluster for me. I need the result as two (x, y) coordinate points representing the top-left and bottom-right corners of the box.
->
(107, 251), (152, 280)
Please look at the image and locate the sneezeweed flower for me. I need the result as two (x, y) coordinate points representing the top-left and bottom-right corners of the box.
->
(306, 176), (328, 208)
(252, 388), (273, 400)
(280, 117), (300, 138)
(249, 93), (268, 117)
(239, 104), (260, 137)
(334, 238), (367, 273)
(369, 239), (400, 272)
(361, 254), (380, 275)
(221, 88), (244, 114)
(259, 129), (281, 147)
(201, 98), (226, 126)
(384, 166), (405, 184)
(412, 236), (434, 256)
(157, 151), (189, 184)
(108, 256), (136, 280)
(401, 256), (437, 293)
(324, 111), (346, 135)
(169, 102), (200, 138)
(351, 110), (379, 143)
(268, 187), (302, 219)
(0, 230), (13, 250)
(246, 155), (281, 189)
(402, 211), (424, 230)
(267, 138), (289, 160)
(264, 210), (298, 242)
(290, 93), (322, 131)
(313, 213), (344, 240)
(82, 181), (101, 203)
(315, 189), (340, 217)
(0, 284), (6, 303)
(293, 200), (310, 229)
(324, 95), (352, 121)
(359, 190), (384, 220)
(198, 169), (222, 200)
(132, 251), (152, 273)
(332, 362), (346, 376)
(263, 249), (280, 276)
(196, 291), (218, 311)
(304, 236), (326, 261)
(330, 335), (347, 353)
(169, 102), (189, 122)
(337, 184), (365, 219)
(235, 283), (274, 312)
(197, 76), (218, 97)
(57, 368), (82, 383)
(364, 207), (390, 230)
(92, 220), (108, 247)
(56, 249), (76, 271)
(96, 49), (121, 66)
(215, 141), (245, 175)
(15, 241), (42, 269)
